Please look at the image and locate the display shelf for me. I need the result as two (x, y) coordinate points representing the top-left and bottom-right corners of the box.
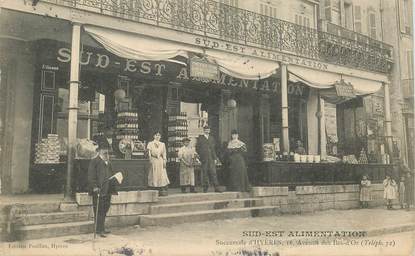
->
(115, 111), (146, 158)
(167, 112), (188, 162)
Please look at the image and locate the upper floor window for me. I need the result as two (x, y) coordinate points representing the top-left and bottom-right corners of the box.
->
(344, 2), (353, 30)
(401, 0), (412, 34)
(260, 2), (277, 18)
(221, 0), (238, 7)
(368, 11), (377, 39)
(295, 14), (311, 28)
(354, 5), (362, 34)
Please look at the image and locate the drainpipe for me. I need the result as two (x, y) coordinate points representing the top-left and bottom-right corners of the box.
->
(281, 62), (290, 153)
(318, 95), (327, 160)
(383, 82), (394, 160)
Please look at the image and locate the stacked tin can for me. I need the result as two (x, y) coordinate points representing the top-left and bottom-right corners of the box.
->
(167, 112), (188, 162)
(115, 111), (139, 140)
(34, 134), (61, 164)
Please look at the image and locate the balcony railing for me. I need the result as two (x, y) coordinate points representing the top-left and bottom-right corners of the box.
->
(41, 0), (393, 74)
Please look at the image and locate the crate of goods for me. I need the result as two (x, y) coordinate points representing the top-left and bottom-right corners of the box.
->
(34, 134), (61, 164)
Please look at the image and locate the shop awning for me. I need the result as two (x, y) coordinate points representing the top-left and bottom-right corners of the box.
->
(288, 65), (383, 102)
(84, 25), (202, 63)
(84, 25), (279, 81)
(205, 49), (279, 80)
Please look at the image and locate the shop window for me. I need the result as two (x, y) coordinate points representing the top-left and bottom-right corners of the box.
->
(55, 80), (106, 141)
(38, 94), (55, 139)
(180, 102), (207, 141)
(41, 70), (55, 91)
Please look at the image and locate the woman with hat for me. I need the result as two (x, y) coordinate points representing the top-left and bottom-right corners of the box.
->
(147, 131), (170, 196)
(226, 130), (250, 192)
(178, 137), (198, 193)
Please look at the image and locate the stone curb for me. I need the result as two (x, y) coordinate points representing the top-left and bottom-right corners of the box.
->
(366, 223), (415, 237)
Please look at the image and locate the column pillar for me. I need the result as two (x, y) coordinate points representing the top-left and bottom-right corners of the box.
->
(318, 95), (327, 159)
(281, 63), (289, 153)
(65, 23), (82, 201)
(383, 82), (393, 159)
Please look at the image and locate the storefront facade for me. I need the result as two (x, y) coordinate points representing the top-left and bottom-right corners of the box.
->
(0, 0), (395, 195)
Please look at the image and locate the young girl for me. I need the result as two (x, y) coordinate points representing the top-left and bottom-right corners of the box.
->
(383, 175), (397, 210)
(359, 175), (371, 208)
(178, 138), (198, 193)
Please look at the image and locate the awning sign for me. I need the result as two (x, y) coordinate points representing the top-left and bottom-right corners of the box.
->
(189, 57), (219, 81)
(335, 79), (356, 98)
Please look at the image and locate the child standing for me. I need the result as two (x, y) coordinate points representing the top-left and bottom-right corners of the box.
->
(383, 175), (398, 210)
(360, 175), (371, 208)
(178, 138), (198, 193)
(399, 176), (406, 209)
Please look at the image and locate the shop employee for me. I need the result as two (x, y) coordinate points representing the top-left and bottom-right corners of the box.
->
(196, 125), (222, 193)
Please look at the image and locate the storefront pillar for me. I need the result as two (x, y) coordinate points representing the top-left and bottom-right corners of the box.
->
(383, 82), (393, 159)
(281, 63), (290, 153)
(318, 95), (327, 159)
(65, 23), (82, 201)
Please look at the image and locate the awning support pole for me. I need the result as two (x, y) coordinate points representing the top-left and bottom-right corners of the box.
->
(318, 95), (327, 159)
(64, 23), (82, 201)
(383, 82), (393, 161)
(281, 63), (290, 153)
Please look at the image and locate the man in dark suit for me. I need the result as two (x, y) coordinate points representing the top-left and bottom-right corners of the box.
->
(87, 145), (118, 237)
(196, 125), (222, 193)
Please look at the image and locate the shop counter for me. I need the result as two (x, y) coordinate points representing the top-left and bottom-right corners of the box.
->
(30, 163), (66, 193)
(74, 159), (149, 192)
(248, 161), (397, 187)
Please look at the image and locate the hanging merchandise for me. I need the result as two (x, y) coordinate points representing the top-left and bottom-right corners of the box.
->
(114, 88), (126, 101)
(227, 99), (237, 108)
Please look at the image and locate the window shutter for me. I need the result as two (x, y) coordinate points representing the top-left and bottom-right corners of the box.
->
(354, 5), (362, 33)
(369, 12), (376, 39)
(325, 0), (332, 21)
(407, 50), (414, 79)
(399, 0), (407, 33)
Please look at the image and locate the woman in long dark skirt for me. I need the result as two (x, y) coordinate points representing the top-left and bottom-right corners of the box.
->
(226, 130), (250, 192)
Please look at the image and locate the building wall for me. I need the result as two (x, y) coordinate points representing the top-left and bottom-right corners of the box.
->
(240, 0), (318, 28)
(0, 39), (35, 194)
(381, 0), (413, 165)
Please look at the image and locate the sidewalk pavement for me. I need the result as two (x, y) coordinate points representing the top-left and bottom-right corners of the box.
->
(1, 207), (415, 256)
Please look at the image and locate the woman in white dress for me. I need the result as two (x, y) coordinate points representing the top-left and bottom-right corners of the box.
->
(147, 132), (170, 196)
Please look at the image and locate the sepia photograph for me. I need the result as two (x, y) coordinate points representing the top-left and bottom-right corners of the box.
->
(0, 0), (414, 255)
